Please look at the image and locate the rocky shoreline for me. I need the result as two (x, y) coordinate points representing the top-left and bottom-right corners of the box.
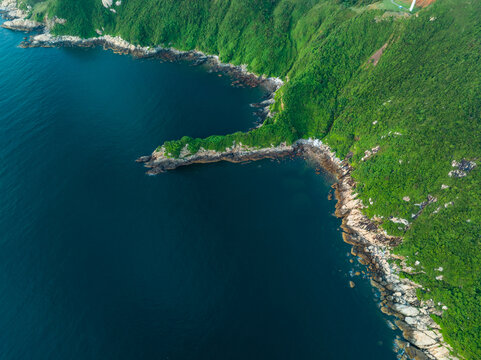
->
(0, 2), (456, 358)
(21, 33), (283, 93)
(302, 140), (457, 360)
(0, 0), (43, 30)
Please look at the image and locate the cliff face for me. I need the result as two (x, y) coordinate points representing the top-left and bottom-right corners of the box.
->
(2, 0), (481, 358)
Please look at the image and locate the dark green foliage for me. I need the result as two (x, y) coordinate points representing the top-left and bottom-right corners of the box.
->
(48, 0), (105, 37)
(35, 0), (481, 357)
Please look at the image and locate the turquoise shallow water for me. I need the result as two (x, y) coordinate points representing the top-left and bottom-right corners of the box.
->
(0, 23), (399, 359)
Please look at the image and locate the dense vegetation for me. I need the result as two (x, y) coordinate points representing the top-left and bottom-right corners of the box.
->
(24, 0), (481, 357)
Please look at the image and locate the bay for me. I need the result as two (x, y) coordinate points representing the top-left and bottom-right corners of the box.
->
(0, 23), (399, 360)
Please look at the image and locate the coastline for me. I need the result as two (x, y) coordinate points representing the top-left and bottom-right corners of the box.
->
(138, 139), (457, 360)
(20, 33), (283, 93)
(302, 140), (456, 360)
(0, 3), (457, 359)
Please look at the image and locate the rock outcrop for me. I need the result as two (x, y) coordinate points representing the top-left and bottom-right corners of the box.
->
(137, 143), (296, 175)
(449, 159), (477, 178)
(0, 0), (45, 31)
(2, 17), (42, 31)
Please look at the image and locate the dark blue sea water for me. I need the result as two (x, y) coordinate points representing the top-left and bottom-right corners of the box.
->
(0, 24), (399, 359)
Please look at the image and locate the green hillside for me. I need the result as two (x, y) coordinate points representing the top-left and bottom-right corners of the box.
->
(23, 0), (481, 357)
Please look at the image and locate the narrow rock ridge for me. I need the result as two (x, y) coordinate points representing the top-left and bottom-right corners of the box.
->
(139, 139), (458, 360)
(137, 142), (296, 175)
(1, 17), (42, 31)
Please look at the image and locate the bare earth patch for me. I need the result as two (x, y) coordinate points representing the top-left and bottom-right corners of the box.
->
(416, 0), (437, 8)
(368, 42), (389, 66)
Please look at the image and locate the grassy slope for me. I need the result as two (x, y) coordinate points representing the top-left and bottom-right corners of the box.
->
(35, 0), (480, 357)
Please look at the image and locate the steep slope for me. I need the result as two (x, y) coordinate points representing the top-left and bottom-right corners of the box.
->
(326, 1), (481, 357)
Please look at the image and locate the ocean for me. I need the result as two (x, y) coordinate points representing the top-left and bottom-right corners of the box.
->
(0, 23), (399, 359)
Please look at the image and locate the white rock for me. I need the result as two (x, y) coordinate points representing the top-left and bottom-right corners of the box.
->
(361, 146), (380, 161)
(429, 345), (453, 359)
(410, 330), (438, 347)
(393, 304), (420, 317)
(2, 18), (42, 31)
(405, 316), (418, 326)
(390, 217), (409, 226)
(449, 170), (467, 178)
